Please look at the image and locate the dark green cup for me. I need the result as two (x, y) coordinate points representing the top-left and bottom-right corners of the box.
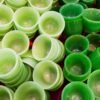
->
(61, 82), (95, 100)
(82, 8), (100, 32)
(60, 3), (84, 36)
(89, 47), (100, 71)
(64, 53), (92, 81)
(64, 35), (89, 54)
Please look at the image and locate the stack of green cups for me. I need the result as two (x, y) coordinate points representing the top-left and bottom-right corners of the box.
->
(33, 60), (64, 91)
(0, 85), (14, 100)
(63, 0), (79, 4)
(1, 30), (29, 56)
(64, 35), (89, 54)
(0, 4), (14, 35)
(0, 48), (31, 88)
(63, 53), (92, 81)
(32, 35), (65, 62)
(60, 3), (84, 36)
(5, 0), (27, 11)
(13, 7), (40, 38)
(14, 81), (49, 100)
(82, 8), (100, 32)
(89, 47), (100, 71)
(38, 11), (65, 38)
(61, 82), (95, 100)
(28, 0), (53, 14)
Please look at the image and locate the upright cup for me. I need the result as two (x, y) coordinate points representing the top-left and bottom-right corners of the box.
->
(60, 3), (84, 36)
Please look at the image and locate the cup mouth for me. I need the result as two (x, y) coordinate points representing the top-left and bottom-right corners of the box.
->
(0, 48), (19, 77)
(33, 60), (60, 90)
(63, 0), (79, 4)
(0, 4), (14, 28)
(59, 3), (84, 20)
(64, 53), (92, 81)
(65, 35), (89, 54)
(82, 8), (100, 24)
(39, 11), (65, 37)
(87, 70), (100, 98)
(28, 0), (53, 13)
(0, 85), (14, 100)
(14, 81), (46, 100)
(62, 82), (95, 100)
(13, 7), (40, 31)
(2, 30), (29, 56)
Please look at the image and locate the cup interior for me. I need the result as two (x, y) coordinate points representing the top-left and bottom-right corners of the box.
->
(14, 7), (39, 28)
(60, 4), (83, 19)
(64, 54), (91, 76)
(2, 31), (29, 54)
(32, 36), (51, 59)
(0, 5), (13, 25)
(33, 61), (58, 88)
(65, 35), (89, 53)
(0, 49), (16, 75)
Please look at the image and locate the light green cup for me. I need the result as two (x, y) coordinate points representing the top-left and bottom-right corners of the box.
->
(14, 81), (48, 100)
(28, 0), (53, 14)
(2, 30), (29, 56)
(13, 7), (40, 37)
(39, 11), (65, 38)
(0, 4), (14, 33)
(0, 85), (14, 100)
(33, 60), (64, 90)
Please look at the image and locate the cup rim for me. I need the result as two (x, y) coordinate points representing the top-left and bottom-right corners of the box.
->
(82, 8), (100, 24)
(0, 4), (14, 28)
(39, 11), (65, 37)
(2, 30), (29, 56)
(33, 60), (61, 90)
(13, 7), (40, 31)
(59, 3), (84, 20)
(64, 35), (89, 54)
(28, 0), (53, 13)
(64, 53), (92, 81)
(62, 82), (95, 100)
(63, 0), (79, 4)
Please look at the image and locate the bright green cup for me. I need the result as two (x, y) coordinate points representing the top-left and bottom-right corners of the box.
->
(0, 4), (14, 33)
(63, 0), (79, 4)
(13, 7), (40, 37)
(28, 0), (53, 14)
(89, 47), (100, 71)
(39, 11), (65, 38)
(82, 8), (100, 32)
(64, 53), (92, 81)
(61, 82), (95, 100)
(14, 81), (48, 100)
(65, 35), (89, 54)
(2, 30), (29, 56)
(60, 3), (84, 36)
(33, 60), (64, 90)
(0, 85), (14, 100)
(87, 70), (100, 99)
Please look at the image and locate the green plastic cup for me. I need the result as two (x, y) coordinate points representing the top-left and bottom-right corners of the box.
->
(39, 11), (65, 38)
(60, 3), (84, 36)
(82, 8), (100, 32)
(0, 4), (14, 33)
(89, 47), (100, 71)
(87, 33), (100, 53)
(28, 0), (53, 14)
(14, 81), (47, 100)
(63, 0), (79, 4)
(13, 7), (40, 37)
(64, 53), (92, 81)
(33, 60), (64, 90)
(2, 30), (29, 56)
(82, 0), (95, 6)
(0, 85), (14, 100)
(87, 70), (100, 99)
(64, 35), (89, 54)
(61, 82), (95, 100)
